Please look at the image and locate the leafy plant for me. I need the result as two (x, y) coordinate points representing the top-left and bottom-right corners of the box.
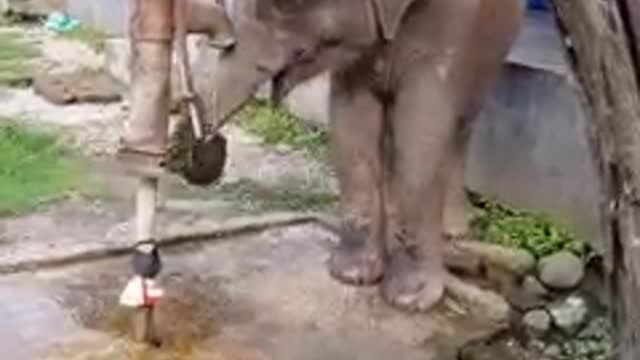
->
(468, 190), (591, 259)
(555, 317), (612, 360)
(238, 100), (330, 159)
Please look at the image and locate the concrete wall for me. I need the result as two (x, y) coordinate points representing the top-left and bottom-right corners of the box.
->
(470, 64), (600, 247)
(66, 0), (129, 36)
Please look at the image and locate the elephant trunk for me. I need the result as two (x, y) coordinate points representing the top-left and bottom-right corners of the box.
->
(209, 20), (287, 130)
(211, 57), (270, 130)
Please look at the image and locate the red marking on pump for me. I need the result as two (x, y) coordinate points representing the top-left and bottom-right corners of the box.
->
(141, 279), (160, 308)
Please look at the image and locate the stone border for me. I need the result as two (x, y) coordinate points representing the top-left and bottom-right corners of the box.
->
(0, 211), (326, 275)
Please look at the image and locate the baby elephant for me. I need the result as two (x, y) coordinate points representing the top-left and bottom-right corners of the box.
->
(204, 0), (524, 312)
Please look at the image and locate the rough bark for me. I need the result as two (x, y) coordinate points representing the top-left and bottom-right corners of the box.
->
(550, 0), (640, 359)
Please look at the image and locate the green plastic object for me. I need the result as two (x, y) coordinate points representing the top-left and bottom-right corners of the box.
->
(44, 11), (80, 33)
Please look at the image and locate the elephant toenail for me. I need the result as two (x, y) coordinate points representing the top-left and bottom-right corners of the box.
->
(395, 294), (417, 307)
(343, 268), (360, 280)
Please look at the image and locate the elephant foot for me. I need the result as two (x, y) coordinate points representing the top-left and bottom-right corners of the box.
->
(443, 211), (470, 241)
(328, 243), (384, 286)
(444, 227), (469, 242)
(381, 249), (444, 312)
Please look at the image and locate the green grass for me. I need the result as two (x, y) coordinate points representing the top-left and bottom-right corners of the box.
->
(468, 190), (592, 259)
(59, 24), (108, 53)
(0, 31), (40, 86)
(0, 119), (85, 214)
(217, 179), (338, 213)
(238, 100), (330, 159)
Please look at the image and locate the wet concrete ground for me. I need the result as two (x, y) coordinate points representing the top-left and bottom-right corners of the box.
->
(0, 223), (500, 360)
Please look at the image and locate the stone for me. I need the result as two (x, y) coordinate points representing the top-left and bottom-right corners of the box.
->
(506, 275), (550, 312)
(542, 345), (562, 359)
(454, 241), (537, 277)
(33, 68), (124, 105)
(444, 243), (485, 276)
(445, 273), (510, 325)
(549, 295), (588, 334)
(506, 286), (547, 312)
(486, 264), (519, 295)
(537, 251), (585, 290)
(522, 309), (551, 337)
(522, 275), (550, 298)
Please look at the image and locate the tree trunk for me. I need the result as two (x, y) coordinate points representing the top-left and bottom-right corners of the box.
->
(550, 0), (640, 359)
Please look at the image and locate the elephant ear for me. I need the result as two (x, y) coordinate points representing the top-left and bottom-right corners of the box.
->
(370, 0), (416, 40)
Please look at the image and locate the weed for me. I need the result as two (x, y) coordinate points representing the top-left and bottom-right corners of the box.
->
(238, 100), (330, 160)
(0, 31), (40, 86)
(468, 190), (592, 259)
(0, 118), (84, 214)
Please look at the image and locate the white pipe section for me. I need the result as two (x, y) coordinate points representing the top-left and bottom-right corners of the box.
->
(136, 176), (158, 242)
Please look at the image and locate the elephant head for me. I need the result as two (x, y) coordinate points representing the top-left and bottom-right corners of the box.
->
(209, 0), (417, 127)
(182, 0), (237, 49)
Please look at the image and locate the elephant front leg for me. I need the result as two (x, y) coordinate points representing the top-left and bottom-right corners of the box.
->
(382, 73), (455, 312)
(327, 80), (386, 286)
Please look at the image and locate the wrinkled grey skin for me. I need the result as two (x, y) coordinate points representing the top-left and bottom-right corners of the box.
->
(206, 0), (523, 312)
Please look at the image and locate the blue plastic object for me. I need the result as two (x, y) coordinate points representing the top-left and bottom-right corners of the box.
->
(527, 0), (551, 11)
(44, 11), (80, 33)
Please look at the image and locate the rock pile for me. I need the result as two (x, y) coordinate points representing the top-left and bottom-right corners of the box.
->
(448, 241), (607, 360)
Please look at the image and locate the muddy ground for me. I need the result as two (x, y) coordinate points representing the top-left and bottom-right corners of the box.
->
(0, 223), (500, 360)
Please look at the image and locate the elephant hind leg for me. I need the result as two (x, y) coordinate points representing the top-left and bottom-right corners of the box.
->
(381, 71), (456, 312)
(327, 77), (386, 286)
(443, 115), (473, 241)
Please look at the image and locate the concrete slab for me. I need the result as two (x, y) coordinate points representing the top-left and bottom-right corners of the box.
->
(0, 224), (500, 360)
(506, 10), (570, 75)
(0, 195), (317, 274)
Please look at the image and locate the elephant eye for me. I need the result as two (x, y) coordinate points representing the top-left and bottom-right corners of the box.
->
(292, 48), (307, 59)
(322, 37), (341, 47)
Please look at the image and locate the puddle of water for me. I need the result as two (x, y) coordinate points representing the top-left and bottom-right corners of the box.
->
(57, 271), (243, 358)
